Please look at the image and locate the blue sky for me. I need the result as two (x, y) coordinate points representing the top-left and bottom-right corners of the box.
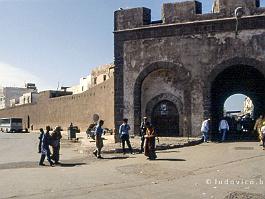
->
(0, 0), (263, 110)
(224, 94), (248, 112)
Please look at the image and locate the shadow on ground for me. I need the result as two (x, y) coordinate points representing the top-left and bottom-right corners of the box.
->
(60, 163), (86, 167)
(156, 150), (180, 154)
(101, 156), (135, 160)
(0, 160), (87, 170)
(0, 161), (41, 170)
(154, 158), (186, 161)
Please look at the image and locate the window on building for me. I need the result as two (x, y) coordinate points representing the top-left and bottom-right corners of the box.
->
(82, 86), (84, 91)
(94, 77), (97, 85)
(103, 75), (107, 81)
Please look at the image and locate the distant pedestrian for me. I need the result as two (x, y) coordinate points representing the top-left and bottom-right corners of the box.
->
(93, 120), (104, 159)
(261, 122), (265, 150)
(38, 128), (45, 153)
(201, 118), (210, 142)
(219, 118), (229, 142)
(144, 122), (157, 160)
(140, 117), (148, 153)
(254, 115), (264, 145)
(39, 126), (54, 166)
(119, 118), (134, 155)
(51, 126), (62, 164)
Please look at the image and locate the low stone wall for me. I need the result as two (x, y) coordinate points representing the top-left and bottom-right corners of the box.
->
(0, 78), (114, 132)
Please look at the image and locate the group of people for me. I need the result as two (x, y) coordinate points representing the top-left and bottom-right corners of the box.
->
(201, 115), (265, 149)
(92, 117), (157, 160)
(201, 117), (229, 143)
(37, 113), (265, 166)
(38, 126), (62, 166)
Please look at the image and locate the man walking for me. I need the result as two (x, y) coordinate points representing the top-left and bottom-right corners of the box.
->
(39, 126), (54, 166)
(93, 120), (104, 159)
(219, 117), (229, 142)
(119, 118), (134, 154)
(201, 118), (210, 142)
(254, 115), (264, 145)
(38, 128), (45, 153)
(261, 122), (265, 150)
(140, 117), (147, 153)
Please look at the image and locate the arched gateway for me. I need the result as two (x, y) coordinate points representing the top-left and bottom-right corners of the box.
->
(134, 62), (190, 137)
(145, 93), (183, 136)
(114, 0), (265, 138)
(206, 58), (265, 140)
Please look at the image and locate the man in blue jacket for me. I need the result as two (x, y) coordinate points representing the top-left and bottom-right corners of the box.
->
(39, 126), (54, 166)
(119, 118), (134, 155)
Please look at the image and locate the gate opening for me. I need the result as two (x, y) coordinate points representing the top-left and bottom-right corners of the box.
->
(151, 100), (179, 137)
(210, 64), (265, 141)
(223, 94), (255, 140)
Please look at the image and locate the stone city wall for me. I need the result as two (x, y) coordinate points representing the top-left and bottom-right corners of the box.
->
(0, 78), (114, 132)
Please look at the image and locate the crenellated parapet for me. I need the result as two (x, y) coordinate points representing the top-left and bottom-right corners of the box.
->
(162, 1), (202, 24)
(114, 7), (151, 31)
(213, 0), (260, 16)
(114, 0), (264, 31)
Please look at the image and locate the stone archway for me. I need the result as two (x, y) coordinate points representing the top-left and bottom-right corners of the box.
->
(204, 57), (265, 117)
(145, 93), (183, 136)
(133, 61), (191, 135)
(205, 58), (265, 140)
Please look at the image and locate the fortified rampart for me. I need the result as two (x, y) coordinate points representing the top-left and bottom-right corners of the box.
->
(114, 0), (265, 137)
(0, 78), (114, 132)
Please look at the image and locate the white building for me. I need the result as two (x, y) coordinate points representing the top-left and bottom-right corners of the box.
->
(19, 92), (39, 105)
(91, 63), (114, 87)
(10, 98), (19, 107)
(66, 63), (114, 95)
(243, 97), (254, 116)
(67, 75), (92, 94)
(0, 84), (37, 109)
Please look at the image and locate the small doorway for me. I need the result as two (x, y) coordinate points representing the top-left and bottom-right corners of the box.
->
(27, 115), (30, 129)
(151, 100), (179, 136)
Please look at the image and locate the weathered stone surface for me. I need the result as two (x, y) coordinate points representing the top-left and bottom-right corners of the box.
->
(162, 1), (202, 24)
(213, 0), (260, 16)
(114, 7), (151, 31)
(114, 1), (265, 137)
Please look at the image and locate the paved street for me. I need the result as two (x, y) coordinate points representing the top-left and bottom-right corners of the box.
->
(0, 132), (265, 199)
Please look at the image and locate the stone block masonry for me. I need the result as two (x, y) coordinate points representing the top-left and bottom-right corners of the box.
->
(114, 0), (265, 137)
(0, 78), (114, 132)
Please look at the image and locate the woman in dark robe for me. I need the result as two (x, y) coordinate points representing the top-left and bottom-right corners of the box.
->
(144, 122), (157, 160)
